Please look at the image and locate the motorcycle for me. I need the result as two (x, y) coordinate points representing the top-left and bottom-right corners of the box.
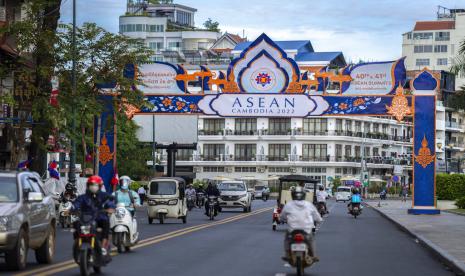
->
(317, 202), (327, 217)
(350, 203), (361, 219)
(58, 200), (77, 228)
(187, 195), (196, 211)
(196, 192), (205, 208)
(286, 230), (316, 276)
(73, 211), (111, 276)
(110, 203), (139, 253)
(206, 196), (219, 220)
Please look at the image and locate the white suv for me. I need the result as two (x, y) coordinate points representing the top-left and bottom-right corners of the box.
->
(218, 181), (252, 213)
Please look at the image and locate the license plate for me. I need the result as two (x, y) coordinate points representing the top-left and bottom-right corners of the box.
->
(291, 243), (307, 252)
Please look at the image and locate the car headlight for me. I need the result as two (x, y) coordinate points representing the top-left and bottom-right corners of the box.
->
(240, 194), (248, 200)
(0, 216), (19, 232)
(115, 208), (126, 219)
(168, 199), (178, 205)
(80, 225), (91, 234)
(148, 199), (157, 205)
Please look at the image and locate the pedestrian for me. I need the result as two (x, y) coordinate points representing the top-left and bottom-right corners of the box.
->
(401, 185), (408, 202)
(138, 185), (147, 205)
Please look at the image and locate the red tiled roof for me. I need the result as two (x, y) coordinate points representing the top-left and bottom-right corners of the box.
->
(228, 33), (246, 43)
(414, 21), (455, 31)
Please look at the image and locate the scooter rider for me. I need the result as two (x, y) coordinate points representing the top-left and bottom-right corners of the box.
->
(112, 176), (140, 217)
(185, 184), (196, 198)
(204, 181), (220, 215)
(348, 188), (362, 213)
(280, 186), (322, 263)
(60, 183), (77, 202)
(316, 186), (329, 214)
(71, 175), (115, 255)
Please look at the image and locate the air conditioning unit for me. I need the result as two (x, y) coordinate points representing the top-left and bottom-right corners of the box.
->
(193, 167), (202, 173)
(258, 167), (266, 173)
(226, 167), (233, 173)
(290, 167), (297, 173)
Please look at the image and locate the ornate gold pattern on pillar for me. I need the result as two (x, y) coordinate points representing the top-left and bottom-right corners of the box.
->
(415, 135), (435, 169)
(98, 134), (114, 166)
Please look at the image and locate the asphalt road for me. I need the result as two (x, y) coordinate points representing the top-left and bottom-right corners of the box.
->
(1, 200), (455, 276)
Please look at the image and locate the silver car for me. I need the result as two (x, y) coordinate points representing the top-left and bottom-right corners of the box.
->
(218, 181), (252, 213)
(0, 171), (56, 270)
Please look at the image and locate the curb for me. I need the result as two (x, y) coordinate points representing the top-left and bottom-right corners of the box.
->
(444, 210), (465, 217)
(365, 203), (465, 276)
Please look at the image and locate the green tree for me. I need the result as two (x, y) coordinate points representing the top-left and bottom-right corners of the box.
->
(449, 39), (465, 109)
(203, 18), (220, 32)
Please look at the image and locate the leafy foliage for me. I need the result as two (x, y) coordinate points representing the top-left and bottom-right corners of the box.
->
(436, 173), (465, 200)
(203, 18), (220, 32)
(446, 85), (465, 110)
(456, 196), (465, 209)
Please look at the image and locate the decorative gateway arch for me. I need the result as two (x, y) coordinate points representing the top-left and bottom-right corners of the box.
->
(131, 33), (439, 215)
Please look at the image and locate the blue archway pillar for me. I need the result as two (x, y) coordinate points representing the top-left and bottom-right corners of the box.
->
(408, 93), (440, 215)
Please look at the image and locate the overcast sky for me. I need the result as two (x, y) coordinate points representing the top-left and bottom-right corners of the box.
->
(60, 0), (465, 62)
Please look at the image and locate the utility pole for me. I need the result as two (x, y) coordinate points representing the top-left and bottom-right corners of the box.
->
(68, 0), (77, 185)
(360, 132), (369, 198)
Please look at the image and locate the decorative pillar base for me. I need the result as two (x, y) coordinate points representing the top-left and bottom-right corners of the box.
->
(407, 208), (440, 215)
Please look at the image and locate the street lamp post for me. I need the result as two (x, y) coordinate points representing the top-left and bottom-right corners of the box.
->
(68, 0), (77, 185)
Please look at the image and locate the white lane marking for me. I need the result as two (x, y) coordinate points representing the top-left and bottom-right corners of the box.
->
(276, 273), (287, 276)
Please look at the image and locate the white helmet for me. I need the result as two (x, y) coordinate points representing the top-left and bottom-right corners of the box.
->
(119, 176), (131, 190)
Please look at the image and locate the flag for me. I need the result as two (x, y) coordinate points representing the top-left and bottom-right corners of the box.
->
(48, 160), (60, 180)
(50, 77), (59, 107)
(111, 170), (119, 191)
(17, 159), (30, 170)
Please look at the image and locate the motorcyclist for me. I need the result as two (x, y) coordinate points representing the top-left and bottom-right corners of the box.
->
(348, 188), (362, 213)
(204, 181), (220, 215)
(316, 185), (328, 214)
(71, 175), (115, 255)
(196, 184), (205, 208)
(185, 184), (197, 198)
(280, 186), (322, 263)
(60, 183), (77, 202)
(112, 176), (140, 217)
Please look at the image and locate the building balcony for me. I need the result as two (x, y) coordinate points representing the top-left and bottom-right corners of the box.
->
(0, 7), (6, 22)
(445, 121), (463, 132)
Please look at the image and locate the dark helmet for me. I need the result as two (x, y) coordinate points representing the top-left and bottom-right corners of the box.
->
(352, 187), (360, 194)
(319, 185), (324, 191)
(65, 183), (74, 191)
(291, 186), (306, 201)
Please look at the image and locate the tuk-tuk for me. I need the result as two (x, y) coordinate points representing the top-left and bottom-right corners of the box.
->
(272, 175), (318, 231)
(147, 177), (188, 224)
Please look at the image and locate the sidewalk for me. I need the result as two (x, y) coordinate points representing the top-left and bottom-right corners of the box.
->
(366, 200), (465, 275)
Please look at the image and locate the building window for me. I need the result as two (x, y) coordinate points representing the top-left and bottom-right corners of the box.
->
(302, 167), (327, 173)
(335, 168), (342, 174)
(434, 45), (447, 53)
(203, 144), (225, 161)
(148, 42), (164, 51)
(364, 122), (370, 133)
(416, 59), (430, 66)
(344, 145), (351, 157)
(437, 58), (448, 66)
(407, 32), (412, 39)
(302, 144), (327, 161)
(176, 149), (193, 161)
(308, 175), (326, 186)
(198, 42), (210, 50)
(355, 146), (361, 158)
(234, 144), (256, 161)
(345, 120), (352, 132)
(235, 118), (257, 135)
(373, 148), (379, 157)
(268, 167), (290, 173)
(336, 119), (343, 133)
(168, 42), (181, 50)
(355, 121), (362, 134)
(413, 45), (432, 53)
(268, 118), (291, 135)
(147, 24), (164, 32)
(234, 167), (256, 173)
(302, 118), (327, 135)
(203, 119), (224, 135)
(413, 32), (433, 40)
(268, 144), (290, 161)
(435, 31), (450, 41)
(335, 144), (342, 160)
(203, 166), (225, 172)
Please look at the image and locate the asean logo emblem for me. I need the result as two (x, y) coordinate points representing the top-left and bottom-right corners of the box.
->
(255, 72), (271, 87)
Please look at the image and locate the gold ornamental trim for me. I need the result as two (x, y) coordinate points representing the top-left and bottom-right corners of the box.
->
(415, 135), (435, 169)
(98, 134), (114, 166)
(386, 84), (411, 122)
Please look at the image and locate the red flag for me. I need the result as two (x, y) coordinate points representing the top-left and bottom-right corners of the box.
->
(50, 77), (59, 107)
(111, 170), (119, 191)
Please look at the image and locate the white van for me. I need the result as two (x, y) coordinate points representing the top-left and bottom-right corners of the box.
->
(335, 186), (352, 202)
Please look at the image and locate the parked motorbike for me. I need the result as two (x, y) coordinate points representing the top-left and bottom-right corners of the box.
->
(73, 212), (111, 276)
(110, 203), (139, 253)
(286, 230), (316, 276)
(380, 191), (387, 200)
(187, 195), (196, 211)
(58, 200), (77, 228)
(196, 192), (205, 208)
(206, 196), (219, 220)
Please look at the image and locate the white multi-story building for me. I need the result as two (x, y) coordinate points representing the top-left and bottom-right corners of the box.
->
(119, 0), (221, 63)
(403, 7), (465, 173)
(402, 7), (465, 89)
(155, 40), (414, 188)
